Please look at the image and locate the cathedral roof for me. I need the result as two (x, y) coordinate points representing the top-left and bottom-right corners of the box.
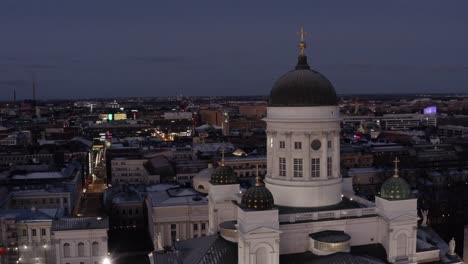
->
(269, 56), (338, 107)
(269, 28), (337, 107)
(240, 177), (274, 211)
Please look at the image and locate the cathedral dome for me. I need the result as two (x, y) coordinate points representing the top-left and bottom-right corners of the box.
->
(269, 55), (338, 107)
(380, 176), (411, 200)
(241, 178), (274, 210)
(380, 158), (411, 200)
(269, 27), (337, 107)
(210, 165), (238, 185)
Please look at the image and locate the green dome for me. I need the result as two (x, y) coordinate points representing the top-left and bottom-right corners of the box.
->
(269, 56), (338, 107)
(210, 166), (238, 185)
(380, 175), (411, 200)
(241, 180), (274, 211)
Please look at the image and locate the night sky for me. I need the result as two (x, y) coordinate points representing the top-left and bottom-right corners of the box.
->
(0, 0), (467, 100)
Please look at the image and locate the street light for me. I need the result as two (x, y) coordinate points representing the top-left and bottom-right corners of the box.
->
(103, 257), (111, 264)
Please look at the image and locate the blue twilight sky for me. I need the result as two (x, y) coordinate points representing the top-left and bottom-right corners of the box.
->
(0, 0), (467, 100)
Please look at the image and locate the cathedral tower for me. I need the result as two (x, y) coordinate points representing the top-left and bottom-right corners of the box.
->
(264, 27), (342, 208)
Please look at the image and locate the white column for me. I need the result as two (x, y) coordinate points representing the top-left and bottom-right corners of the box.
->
(305, 132), (311, 181)
(285, 132), (292, 180)
(320, 133), (327, 179)
(333, 131), (340, 178)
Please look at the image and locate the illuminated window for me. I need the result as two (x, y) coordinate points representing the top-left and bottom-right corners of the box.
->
(279, 158), (286, 177)
(311, 158), (320, 178)
(293, 158), (303, 177)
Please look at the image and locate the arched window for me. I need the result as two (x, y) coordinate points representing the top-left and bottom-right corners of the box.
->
(63, 243), (70, 257)
(92, 241), (99, 256)
(197, 185), (204, 190)
(77, 242), (85, 257)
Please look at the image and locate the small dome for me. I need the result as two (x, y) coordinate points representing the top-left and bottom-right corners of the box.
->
(210, 165), (238, 185)
(380, 175), (411, 200)
(241, 179), (274, 210)
(269, 56), (338, 107)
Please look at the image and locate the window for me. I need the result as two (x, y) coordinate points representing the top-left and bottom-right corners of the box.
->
(293, 158), (303, 177)
(77, 242), (85, 257)
(92, 242), (99, 256)
(193, 223), (198, 231)
(328, 140), (332, 149)
(129, 209), (132, 216)
(311, 158), (320, 178)
(201, 223), (206, 230)
(63, 243), (70, 257)
(41, 229), (46, 236)
(279, 141), (285, 149)
(327, 157), (332, 177)
(32, 229), (37, 236)
(294, 142), (302, 149)
(171, 224), (177, 242)
(279, 158), (286, 177)
(22, 229), (27, 236)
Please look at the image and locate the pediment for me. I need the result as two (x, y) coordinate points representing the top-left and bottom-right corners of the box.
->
(247, 226), (281, 235)
(389, 214), (419, 222)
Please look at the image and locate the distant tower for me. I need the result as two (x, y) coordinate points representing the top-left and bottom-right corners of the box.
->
(13, 90), (16, 102)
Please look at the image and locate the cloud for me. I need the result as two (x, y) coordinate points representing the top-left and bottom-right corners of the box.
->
(0, 80), (29, 87)
(319, 63), (468, 73)
(130, 56), (192, 64)
(22, 63), (58, 70)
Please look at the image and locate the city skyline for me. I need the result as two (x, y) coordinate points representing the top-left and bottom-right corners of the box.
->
(1, 0), (467, 100)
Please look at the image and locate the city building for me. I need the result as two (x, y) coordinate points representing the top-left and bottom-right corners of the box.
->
(110, 158), (160, 185)
(52, 217), (109, 264)
(145, 186), (209, 249)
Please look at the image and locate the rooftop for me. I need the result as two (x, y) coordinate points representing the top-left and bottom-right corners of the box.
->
(52, 217), (109, 231)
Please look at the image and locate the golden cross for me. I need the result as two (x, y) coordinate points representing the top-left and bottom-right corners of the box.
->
(297, 26), (307, 56)
(298, 26), (307, 42)
(221, 146), (225, 166)
(393, 157), (400, 176)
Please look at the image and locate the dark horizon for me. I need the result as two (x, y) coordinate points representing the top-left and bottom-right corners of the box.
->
(1, 0), (467, 100)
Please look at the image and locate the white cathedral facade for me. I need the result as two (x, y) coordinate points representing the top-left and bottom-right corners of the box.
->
(153, 30), (461, 264)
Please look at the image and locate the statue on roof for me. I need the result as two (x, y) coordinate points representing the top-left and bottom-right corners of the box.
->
(449, 237), (456, 256)
(420, 209), (429, 227)
(157, 232), (163, 251)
